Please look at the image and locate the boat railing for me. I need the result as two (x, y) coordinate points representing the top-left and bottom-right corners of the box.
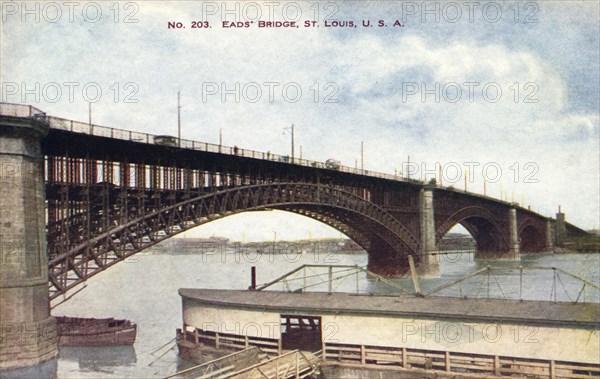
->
(179, 327), (281, 356)
(322, 341), (600, 378)
(255, 264), (413, 296)
(422, 265), (600, 303)
(254, 264), (600, 304)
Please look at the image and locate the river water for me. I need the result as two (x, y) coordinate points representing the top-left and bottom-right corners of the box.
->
(48, 245), (598, 379)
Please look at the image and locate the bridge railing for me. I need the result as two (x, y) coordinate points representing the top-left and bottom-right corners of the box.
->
(0, 103), (544, 211)
(40, 113), (424, 186)
(0, 102), (455, 187)
(0, 103), (46, 119)
(0, 102), (543, 216)
(1, 102), (536, 211)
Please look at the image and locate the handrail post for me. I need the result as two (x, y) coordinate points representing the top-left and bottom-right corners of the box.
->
(494, 355), (500, 375)
(519, 266), (523, 301)
(328, 266), (333, 294)
(553, 268), (557, 303)
(360, 345), (365, 365)
(487, 266), (491, 300)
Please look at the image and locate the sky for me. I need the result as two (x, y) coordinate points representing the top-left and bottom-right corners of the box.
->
(1, 0), (599, 241)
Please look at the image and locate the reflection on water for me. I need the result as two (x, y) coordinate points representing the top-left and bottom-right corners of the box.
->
(47, 246), (598, 378)
(59, 346), (136, 372)
(0, 357), (58, 379)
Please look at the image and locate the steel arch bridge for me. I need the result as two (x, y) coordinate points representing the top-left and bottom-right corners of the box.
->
(46, 182), (419, 300)
(0, 104), (590, 302)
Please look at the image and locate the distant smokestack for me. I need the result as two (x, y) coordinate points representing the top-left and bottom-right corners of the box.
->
(250, 266), (256, 290)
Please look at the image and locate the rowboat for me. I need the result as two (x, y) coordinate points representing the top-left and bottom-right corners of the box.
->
(56, 316), (137, 346)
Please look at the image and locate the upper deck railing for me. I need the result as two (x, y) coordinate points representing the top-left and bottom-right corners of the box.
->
(0, 102), (47, 118)
(0, 102), (545, 216)
(47, 115), (424, 182)
(0, 102), (424, 183)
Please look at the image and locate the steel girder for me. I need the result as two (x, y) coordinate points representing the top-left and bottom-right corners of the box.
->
(47, 182), (417, 300)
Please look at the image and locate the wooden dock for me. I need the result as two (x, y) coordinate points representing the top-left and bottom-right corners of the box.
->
(165, 347), (320, 379)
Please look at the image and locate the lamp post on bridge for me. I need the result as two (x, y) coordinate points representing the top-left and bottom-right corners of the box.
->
(361, 141), (364, 174)
(283, 123), (295, 164)
(88, 101), (93, 134)
(177, 91), (182, 148)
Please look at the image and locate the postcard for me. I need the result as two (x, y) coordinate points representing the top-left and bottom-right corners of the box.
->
(1, 1), (598, 378)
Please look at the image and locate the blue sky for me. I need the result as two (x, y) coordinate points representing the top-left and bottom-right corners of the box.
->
(1, 1), (598, 240)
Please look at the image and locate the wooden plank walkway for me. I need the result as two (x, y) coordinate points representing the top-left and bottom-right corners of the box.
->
(165, 348), (320, 379)
(226, 350), (320, 379)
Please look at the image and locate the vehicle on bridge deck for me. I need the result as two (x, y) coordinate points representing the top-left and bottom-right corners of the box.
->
(154, 135), (178, 147)
(56, 316), (137, 346)
(325, 158), (341, 170)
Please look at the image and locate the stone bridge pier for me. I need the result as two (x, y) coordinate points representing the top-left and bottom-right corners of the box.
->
(418, 187), (440, 276)
(507, 207), (521, 260)
(0, 116), (58, 370)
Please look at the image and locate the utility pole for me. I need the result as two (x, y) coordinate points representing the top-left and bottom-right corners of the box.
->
(361, 141), (364, 173)
(219, 128), (222, 153)
(483, 175), (487, 196)
(283, 124), (295, 163)
(291, 123), (295, 164)
(88, 101), (92, 134)
(177, 91), (182, 147)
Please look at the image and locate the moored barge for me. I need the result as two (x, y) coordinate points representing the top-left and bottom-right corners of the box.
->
(56, 316), (137, 346)
(176, 289), (599, 378)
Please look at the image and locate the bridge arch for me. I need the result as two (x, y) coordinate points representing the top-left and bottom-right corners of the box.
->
(48, 182), (418, 300)
(518, 219), (546, 252)
(436, 206), (509, 259)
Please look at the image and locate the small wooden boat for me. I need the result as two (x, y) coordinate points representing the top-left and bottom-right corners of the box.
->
(56, 316), (137, 346)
